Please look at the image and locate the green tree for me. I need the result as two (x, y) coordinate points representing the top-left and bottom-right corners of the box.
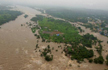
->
(45, 55), (53, 61)
(94, 56), (104, 64)
(47, 45), (50, 49)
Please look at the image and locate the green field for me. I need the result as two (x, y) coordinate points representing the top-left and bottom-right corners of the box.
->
(31, 15), (104, 63)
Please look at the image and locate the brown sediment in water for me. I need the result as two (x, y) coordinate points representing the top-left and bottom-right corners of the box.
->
(0, 5), (107, 70)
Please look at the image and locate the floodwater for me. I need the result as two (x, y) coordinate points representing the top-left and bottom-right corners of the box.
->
(0, 5), (107, 70)
(0, 6), (41, 70)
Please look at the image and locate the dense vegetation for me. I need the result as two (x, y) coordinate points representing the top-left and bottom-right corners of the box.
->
(0, 10), (22, 25)
(31, 15), (104, 62)
(46, 8), (108, 23)
(94, 56), (104, 64)
(81, 33), (97, 48)
(64, 46), (94, 61)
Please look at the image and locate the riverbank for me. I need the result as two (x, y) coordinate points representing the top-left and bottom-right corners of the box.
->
(0, 5), (107, 70)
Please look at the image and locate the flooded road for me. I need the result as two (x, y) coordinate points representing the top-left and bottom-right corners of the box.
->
(0, 5), (107, 70)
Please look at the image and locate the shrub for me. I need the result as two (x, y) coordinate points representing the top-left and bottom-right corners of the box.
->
(94, 56), (104, 64)
(45, 55), (53, 61)
(89, 59), (93, 63)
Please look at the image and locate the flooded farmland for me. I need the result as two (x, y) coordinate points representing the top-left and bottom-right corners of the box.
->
(0, 5), (108, 70)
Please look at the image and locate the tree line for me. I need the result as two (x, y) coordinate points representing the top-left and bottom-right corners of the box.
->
(0, 10), (22, 25)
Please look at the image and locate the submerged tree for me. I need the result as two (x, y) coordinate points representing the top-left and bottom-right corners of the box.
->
(94, 56), (104, 64)
(45, 55), (53, 61)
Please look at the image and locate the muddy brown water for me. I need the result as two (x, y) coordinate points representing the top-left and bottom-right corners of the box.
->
(0, 6), (41, 70)
(0, 5), (107, 70)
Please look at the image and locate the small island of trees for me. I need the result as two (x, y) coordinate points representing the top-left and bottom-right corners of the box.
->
(24, 14), (28, 18)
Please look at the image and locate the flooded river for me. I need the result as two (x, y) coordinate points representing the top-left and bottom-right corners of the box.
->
(0, 5), (107, 70)
(0, 6), (41, 70)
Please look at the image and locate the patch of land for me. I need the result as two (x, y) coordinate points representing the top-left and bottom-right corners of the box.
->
(0, 5), (108, 70)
